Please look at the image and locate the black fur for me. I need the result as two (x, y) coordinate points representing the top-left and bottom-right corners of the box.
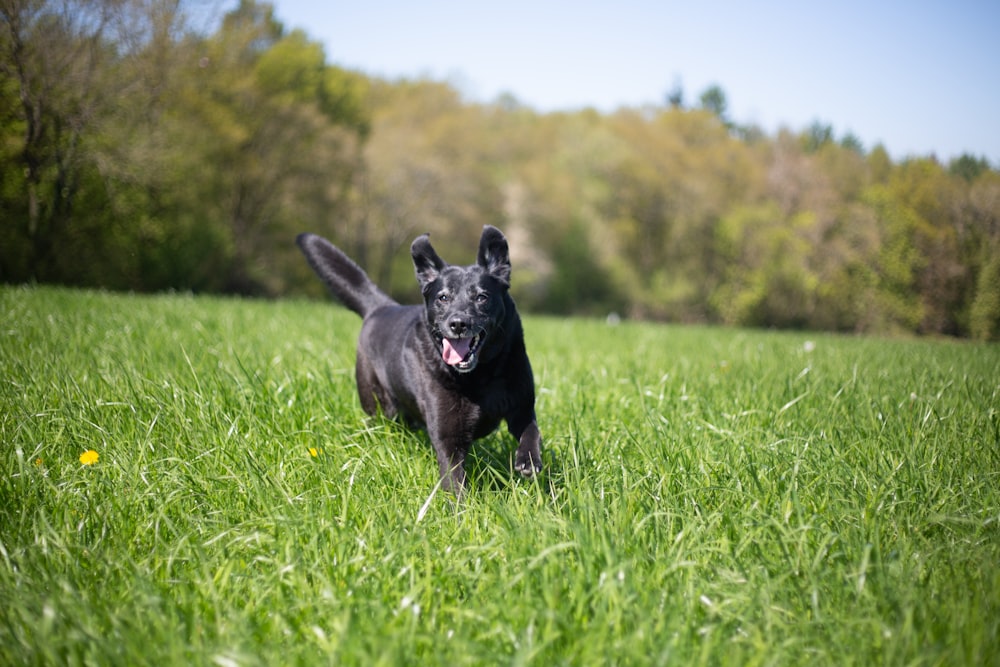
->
(296, 226), (543, 494)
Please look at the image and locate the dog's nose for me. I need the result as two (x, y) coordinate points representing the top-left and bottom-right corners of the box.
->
(448, 319), (469, 336)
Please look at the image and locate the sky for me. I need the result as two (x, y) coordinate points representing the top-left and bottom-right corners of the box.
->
(265, 0), (1000, 163)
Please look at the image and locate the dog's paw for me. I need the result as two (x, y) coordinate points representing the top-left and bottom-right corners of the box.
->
(514, 449), (542, 476)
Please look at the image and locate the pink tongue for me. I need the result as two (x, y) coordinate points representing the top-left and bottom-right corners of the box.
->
(442, 337), (471, 365)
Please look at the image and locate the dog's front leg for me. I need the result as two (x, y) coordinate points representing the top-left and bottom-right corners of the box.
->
(427, 427), (469, 494)
(508, 412), (543, 476)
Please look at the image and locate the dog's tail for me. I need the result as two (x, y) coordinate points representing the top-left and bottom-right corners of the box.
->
(297, 233), (396, 318)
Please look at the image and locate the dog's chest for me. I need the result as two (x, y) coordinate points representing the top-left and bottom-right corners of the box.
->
(450, 374), (514, 427)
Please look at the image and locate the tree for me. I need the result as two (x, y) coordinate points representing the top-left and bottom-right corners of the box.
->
(885, 158), (967, 334)
(665, 79), (684, 109)
(802, 120), (833, 153)
(0, 0), (117, 281)
(0, 0), (369, 293)
(698, 84), (728, 123)
(970, 244), (1000, 340)
(949, 153), (992, 183)
(711, 203), (820, 328)
(840, 131), (865, 154)
(2, 3), (997, 337)
(862, 186), (926, 332)
(140, 0), (367, 294)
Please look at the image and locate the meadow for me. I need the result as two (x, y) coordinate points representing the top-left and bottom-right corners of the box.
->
(1, 285), (998, 666)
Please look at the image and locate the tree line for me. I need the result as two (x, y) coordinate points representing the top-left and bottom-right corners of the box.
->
(3, 0), (999, 339)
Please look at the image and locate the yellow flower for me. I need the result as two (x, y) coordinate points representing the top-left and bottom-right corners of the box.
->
(79, 450), (99, 465)
(308, 447), (319, 458)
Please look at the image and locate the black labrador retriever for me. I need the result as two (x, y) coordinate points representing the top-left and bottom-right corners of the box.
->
(297, 225), (543, 494)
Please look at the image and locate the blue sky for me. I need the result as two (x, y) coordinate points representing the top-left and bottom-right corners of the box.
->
(266, 0), (999, 163)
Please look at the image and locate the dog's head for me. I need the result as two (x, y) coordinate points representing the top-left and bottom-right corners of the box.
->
(411, 225), (512, 373)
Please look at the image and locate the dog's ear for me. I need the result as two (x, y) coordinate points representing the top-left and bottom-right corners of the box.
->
(411, 234), (447, 290)
(477, 225), (511, 286)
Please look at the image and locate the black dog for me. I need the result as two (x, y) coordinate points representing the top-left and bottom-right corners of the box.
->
(296, 225), (542, 493)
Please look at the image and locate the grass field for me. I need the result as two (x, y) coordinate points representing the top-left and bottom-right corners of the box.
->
(2, 285), (998, 666)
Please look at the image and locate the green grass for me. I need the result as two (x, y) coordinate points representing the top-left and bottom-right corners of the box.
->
(2, 285), (998, 666)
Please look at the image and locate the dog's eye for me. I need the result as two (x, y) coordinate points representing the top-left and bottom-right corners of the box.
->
(476, 293), (490, 305)
(437, 293), (450, 303)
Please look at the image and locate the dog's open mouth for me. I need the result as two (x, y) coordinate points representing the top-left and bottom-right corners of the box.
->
(441, 331), (484, 372)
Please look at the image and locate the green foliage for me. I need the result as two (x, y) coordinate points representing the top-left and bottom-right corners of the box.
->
(949, 153), (993, 183)
(839, 131), (864, 154)
(1, 2), (998, 338)
(0, 0), (367, 295)
(255, 29), (369, 136)
(537, 220), (624, 315)
(970, 245), (1000, 340)
(712, 204), (819, 328)
(863, 186), (926, 332)
(698, 84), (729, 123)
(802, 120), (834, 153)
(2, 287), (999, 664)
